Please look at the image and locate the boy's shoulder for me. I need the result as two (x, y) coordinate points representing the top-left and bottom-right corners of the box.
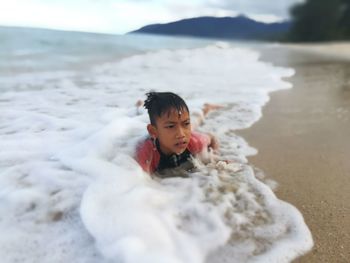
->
(135, 137), (160, 174)
(188, 131), (211, 154)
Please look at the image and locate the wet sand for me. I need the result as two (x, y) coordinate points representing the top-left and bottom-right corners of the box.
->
(237, 44), (350, 262)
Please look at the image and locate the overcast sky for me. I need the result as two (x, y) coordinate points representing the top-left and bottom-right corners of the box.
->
(0, 0), (303, 34)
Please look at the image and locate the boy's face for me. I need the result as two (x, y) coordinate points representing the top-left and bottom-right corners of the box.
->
(148, 108), (191, 155)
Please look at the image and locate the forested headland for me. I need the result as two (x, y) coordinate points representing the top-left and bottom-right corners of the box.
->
(287, 0), (350, 42)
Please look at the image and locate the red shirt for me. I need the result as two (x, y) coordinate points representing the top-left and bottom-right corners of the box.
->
(135, 131), (210, 174)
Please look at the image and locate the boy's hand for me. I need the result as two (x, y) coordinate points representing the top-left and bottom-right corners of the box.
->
(208, 133), (219, 151)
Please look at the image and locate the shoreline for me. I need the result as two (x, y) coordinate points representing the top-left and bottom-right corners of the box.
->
(237, 43), (350, 262)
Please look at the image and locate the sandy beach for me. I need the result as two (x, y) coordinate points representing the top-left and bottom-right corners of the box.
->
(286, 42), (350, 61)
(237, 43), (350, 262)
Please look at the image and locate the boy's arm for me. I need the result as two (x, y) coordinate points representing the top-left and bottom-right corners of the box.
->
(202, 103), (222, 116)
(188, 131), (219, 154)
(190, 103), (221, 151)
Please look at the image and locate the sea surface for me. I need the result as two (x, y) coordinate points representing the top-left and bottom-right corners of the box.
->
(0, 26), (313, 263)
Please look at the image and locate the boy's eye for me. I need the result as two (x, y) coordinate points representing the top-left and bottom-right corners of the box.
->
(182, 121), (190, 127)
(165, 125), (175, 129)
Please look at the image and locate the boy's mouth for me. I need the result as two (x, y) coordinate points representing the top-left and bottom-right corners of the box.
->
(175, 141), (187, 148)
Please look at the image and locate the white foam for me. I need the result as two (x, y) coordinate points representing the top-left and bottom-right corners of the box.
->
(0, 41), (312, 263)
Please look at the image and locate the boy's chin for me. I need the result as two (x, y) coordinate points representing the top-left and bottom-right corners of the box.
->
(173, 145), (187, 155)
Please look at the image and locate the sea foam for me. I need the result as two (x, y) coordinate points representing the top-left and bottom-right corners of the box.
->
(0, 41), (312, 263)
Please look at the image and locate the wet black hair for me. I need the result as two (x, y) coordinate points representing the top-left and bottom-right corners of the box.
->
(144, 92), (189, 125)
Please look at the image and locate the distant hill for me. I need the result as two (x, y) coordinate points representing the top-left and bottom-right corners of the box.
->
(129, 15), (291, 41)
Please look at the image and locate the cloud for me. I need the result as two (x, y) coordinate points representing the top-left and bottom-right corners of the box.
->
(206, 0), (303, 19)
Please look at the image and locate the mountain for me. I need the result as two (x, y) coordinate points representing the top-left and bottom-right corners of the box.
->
(129, 15), (291, 40)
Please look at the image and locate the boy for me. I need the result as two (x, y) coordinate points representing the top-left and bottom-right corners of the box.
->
(135, 92), (219, 175)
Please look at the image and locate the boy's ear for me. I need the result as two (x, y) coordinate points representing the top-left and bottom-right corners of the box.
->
(147, 124), (158, 139)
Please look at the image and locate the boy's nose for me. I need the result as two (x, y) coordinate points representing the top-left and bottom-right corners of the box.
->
(176, 127), (185, 138)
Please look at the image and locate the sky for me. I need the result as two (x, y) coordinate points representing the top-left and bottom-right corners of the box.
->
(0, 0), (303, 34)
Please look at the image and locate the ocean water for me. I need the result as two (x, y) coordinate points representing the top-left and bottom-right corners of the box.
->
(0, 26), (313, 263)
